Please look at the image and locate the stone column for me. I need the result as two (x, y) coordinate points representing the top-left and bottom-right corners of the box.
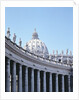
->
(68, 75), (70, 92)
(37, 70), (40, 92)
(56, 73), (58, 92)
(11, 61), (16, 92)
(31, 68), (34, 92)
(62, 74), (64, 92)
(18, 64), (22, 92)
(43, 71), (46, 92)
(5, 58), (10, 92)
(49, 73), (52, 92)
(25, 67), (28, 92)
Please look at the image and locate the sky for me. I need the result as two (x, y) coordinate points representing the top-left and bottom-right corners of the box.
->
(5, 7), (73, 55)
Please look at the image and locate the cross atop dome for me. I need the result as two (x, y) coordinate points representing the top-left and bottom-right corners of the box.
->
(32, 28), (39, 39)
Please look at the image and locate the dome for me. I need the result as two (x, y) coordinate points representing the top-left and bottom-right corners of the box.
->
(24, 29), (49, 58)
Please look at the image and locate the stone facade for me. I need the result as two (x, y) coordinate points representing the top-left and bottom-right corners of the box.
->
(5, 28), (73, 92)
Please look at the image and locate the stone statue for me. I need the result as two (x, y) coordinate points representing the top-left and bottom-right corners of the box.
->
(53, 50), (55, 55)
(19, 38), (22, 46)
(70, 51), (72, 55)
(56, 50), (58, 55)
(61, 50), (64, 55)
(13, 33), (16, 43)
(7, 28), (10, 38)
(66, 49), (68, 55)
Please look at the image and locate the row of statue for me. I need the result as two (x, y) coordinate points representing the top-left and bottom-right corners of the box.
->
(7, 28), (22, 46)
(53, 49), (72, 56)
(6, 28), (72, 56)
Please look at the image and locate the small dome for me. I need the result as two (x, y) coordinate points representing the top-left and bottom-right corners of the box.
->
(24, 29), (49, 58)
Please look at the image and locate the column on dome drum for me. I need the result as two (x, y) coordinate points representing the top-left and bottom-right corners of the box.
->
(58, 74), (62, 92)
(64, 75), (68, 92)
(11, 61), (16, 92)
(46, 72), (50, 92)
(5, 57), (10, 92)
(52, 73), (56, 92)
(70, 75), (73, 92)
(40, 71), (43, 92)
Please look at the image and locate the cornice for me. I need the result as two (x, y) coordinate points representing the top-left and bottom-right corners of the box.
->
(5, 36), (72, 71)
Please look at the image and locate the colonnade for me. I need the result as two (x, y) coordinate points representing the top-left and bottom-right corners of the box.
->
(5, 57), (73, 92)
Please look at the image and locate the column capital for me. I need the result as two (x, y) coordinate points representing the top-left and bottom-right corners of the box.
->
(6, 58), (10, 64)
(62, 74), (64, 76)
(56, 73), (59, 75)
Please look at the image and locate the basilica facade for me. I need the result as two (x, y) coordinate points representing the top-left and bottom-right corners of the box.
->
(5, 28), (73, 92)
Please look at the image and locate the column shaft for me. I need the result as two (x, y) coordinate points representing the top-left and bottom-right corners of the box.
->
(25, 67), (28, 92)
(49, 73), (52, 92)
(18, 64), (22, 92)
(11, 61), (16, 92)
(68, 75), (70, 92)
(31, 68), (34, 92)
(62, 75), (64, 92)
(37, 70), (40, 92)
(5, 58), (10, 92)
(43, 71), (46, 92)
(56, 74), (58, 92)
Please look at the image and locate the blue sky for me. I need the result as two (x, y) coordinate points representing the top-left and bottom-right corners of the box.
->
(5, 7), (73, 55)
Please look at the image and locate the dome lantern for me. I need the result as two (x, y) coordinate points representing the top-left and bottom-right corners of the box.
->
(32, 28), (39, 39)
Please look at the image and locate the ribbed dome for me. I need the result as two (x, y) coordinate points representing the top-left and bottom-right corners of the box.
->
(24, 29), (49, 58)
